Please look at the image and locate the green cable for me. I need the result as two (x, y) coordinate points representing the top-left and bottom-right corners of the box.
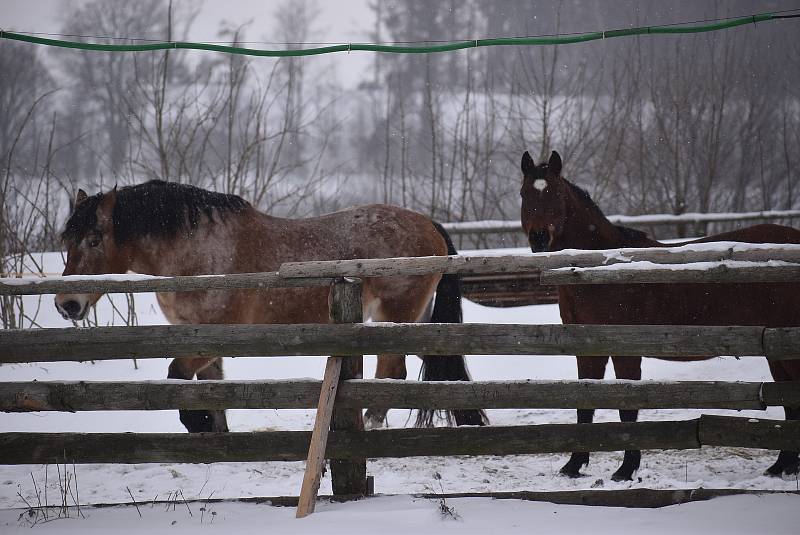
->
(0, 13), (779, 57)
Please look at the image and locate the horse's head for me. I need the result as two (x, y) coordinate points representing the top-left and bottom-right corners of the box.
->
(55, 188), (127, 321)
(519, 150), (567, 253)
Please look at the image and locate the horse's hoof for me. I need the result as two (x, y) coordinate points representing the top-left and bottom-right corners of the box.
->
(559, 467), (583, 478)
(765, 462), (800, 477)
(765, 463), (782, 477)
(611, 470), (634, 482)
(560, 453), (589, 478)
(559, 462), (585, 478)
(363, 415), (387, 431)
(765, 452), (799, 477)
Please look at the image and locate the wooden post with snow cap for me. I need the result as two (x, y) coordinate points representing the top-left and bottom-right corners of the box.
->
(296, 277), (365, 518)
(327, 278), (368, 498)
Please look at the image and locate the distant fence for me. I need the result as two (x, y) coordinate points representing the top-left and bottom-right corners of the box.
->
(1, 243), (799, 515)
(442, 209), (800, 236)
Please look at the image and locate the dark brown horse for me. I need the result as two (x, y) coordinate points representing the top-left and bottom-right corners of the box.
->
(520, 150), (800, 480)
(55, 180), (487, 432)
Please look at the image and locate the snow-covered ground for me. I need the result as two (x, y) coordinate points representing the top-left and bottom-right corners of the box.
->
(1, 252), (798, 533)
(3, 494), (799, 534)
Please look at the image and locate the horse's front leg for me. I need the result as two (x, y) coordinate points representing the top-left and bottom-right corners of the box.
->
(765, 406), (799, 476)
(364, 354), (406, 430)
(560, 355), (609, 478)
(168, 357), (229, 433)
(765, 361), (799, 476)
(611, 356), (642, 481)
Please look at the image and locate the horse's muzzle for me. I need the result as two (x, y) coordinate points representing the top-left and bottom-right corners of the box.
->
(529, 229), (550, 253)
(55, 297), (88, 321)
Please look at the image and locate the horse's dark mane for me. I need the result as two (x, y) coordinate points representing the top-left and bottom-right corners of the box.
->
(62, 180), (249, 245)
(61, 194), (104, 244)
(566, 180), (649, 243)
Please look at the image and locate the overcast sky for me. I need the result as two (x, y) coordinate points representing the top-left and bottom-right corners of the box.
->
(2, 0), (375, 87)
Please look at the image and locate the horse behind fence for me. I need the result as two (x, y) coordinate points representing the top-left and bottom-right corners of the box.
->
(518, 149), (800, 480)
(55, 180), (488, 432)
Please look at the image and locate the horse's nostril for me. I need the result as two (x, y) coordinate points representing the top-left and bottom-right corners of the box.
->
(61, 300), (82, 318)
(529, 229), (550, 252)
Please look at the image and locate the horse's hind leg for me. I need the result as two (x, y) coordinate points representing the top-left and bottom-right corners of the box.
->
(364, 355), (407, 429)
(765, 361), (799, 476)
(610, 356), (642, 481)
(560, 355), (609, 478)
(361, 280), (433, 430)
(168, 357), (228, 433)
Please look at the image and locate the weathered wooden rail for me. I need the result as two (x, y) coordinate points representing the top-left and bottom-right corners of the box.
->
(2, 416), (799, 465)
(3, 243), (800, 296)
(2, 246), (799, 515)
(276, 244), (800, 278)
(4, 379), (799, 412)
(2, 323), (798, 362)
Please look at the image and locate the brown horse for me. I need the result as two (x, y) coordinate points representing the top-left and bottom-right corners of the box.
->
(520, 150), (800, 480)
(55, 180), (487, 432)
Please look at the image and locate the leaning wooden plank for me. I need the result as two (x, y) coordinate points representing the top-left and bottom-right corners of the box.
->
(278, 244), (800, 278)
(0, 379), (778, 412)
(296, 356), (343, 518)
(0, 323), (774, 364)
(0, 272), (332, 296)
(541, 263), (800, 285)
(699, 415), (800, 450)
(0, 420), (701, 465)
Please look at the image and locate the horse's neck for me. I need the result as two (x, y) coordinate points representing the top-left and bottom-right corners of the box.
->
(557, 188), (655, 250)
(125, 220), (244, 276)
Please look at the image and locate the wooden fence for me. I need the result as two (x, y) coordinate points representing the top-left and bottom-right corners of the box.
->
(441, 209), (800, 236)
(1, 243), (800, 516)
(443, 214), (800, 305)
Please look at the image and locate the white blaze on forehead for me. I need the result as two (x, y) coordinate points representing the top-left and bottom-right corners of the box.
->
(533, 179), (548, 191)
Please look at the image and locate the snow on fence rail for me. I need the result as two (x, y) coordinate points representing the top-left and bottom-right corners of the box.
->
(2, 242), (800, 295)
(277, 243), (800, 278)
(1, 250), (799, 513)
(441, 210), (800, 235)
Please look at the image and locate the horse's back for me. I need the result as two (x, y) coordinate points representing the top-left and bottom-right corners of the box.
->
(560, 222), (800, 331)
(213, 203), (447, 325)
(692, 223), (800, 245)
(274, 204), (446, 262)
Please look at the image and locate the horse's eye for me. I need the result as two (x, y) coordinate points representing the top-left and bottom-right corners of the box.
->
(88, 236), (101, 248)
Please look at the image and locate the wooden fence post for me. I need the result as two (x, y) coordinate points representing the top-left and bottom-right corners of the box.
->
(328, 278), (367, 497)
(295, 277), (365, 518)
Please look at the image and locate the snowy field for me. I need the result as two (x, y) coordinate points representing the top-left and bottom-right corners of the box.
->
(1, 252), (799, 533)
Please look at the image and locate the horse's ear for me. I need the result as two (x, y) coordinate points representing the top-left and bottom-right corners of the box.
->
(548, 151), (562, 177)
(521, 151), (536, 176)
(75, 189), (88, 207)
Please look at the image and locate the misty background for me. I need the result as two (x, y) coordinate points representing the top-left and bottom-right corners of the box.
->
(2, 0), (799, 262)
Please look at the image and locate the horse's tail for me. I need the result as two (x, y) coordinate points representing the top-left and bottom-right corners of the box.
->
(416, 221), (489, 428)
